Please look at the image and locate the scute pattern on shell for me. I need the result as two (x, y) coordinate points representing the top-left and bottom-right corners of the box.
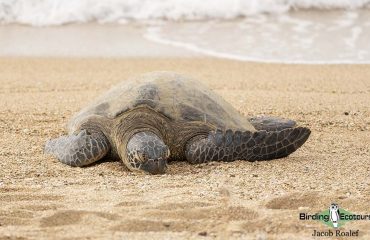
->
(68, 71), (255, 133)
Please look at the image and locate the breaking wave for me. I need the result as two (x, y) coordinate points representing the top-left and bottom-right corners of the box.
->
(1, 0), (370, 26)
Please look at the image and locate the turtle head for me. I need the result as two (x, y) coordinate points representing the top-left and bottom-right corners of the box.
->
(126, 131), (170, 174)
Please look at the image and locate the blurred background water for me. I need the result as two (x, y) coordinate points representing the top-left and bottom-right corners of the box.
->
(1, 0), (369, 63)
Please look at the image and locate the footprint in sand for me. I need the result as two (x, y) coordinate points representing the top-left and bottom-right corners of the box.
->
(40, 210), (120, 227)
(111, 203), (259, 234)
(0, 204), (63, 226)
(0, 190), (63, 227)
(147, 202), (258, 221)
(266, 192), (370, 212)
(265, 192), (325, 210)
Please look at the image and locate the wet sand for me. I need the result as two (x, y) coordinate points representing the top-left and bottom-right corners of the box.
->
(0, 58), (369, 239)
(0, 24), (197, 57)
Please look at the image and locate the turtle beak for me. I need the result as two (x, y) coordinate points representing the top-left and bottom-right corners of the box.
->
(140, 157), (167, 174)
(139, 146), (170, 174)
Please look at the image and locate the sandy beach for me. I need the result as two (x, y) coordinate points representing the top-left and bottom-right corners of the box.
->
(0, 58), (369, 239)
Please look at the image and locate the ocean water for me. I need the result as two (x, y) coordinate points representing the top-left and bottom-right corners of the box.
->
(1, 0), (370, 63)
(144, 10), (370, 63)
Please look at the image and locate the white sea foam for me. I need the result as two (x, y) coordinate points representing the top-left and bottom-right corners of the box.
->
(144, 10), (370, 64)
(1, 0), (370, 26)
(1, 1), (370, 63)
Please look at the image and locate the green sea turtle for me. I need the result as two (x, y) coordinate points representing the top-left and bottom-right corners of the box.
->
(45, 71), (310, 174)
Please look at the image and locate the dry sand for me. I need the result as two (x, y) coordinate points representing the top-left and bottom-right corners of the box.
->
(0, 58), (369, 239)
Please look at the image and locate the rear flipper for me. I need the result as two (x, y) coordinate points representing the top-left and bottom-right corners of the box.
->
(44, 130), (110, 167)
(249, 115), (296, 131)
(185, 127), (310, 164)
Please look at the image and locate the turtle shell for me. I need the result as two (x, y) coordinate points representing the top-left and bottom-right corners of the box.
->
(68, 71), (255, 133)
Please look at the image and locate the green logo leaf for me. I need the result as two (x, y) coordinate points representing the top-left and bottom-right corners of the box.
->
(318, 208), (354, 228)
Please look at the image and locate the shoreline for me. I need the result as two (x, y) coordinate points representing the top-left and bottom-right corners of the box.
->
(2, 12), (370, 64)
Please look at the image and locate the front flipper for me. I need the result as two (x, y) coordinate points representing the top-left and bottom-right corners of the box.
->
(44, 130), (110, 167)
(185, 127), (310, 164)
(249, 115), (296, 131)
